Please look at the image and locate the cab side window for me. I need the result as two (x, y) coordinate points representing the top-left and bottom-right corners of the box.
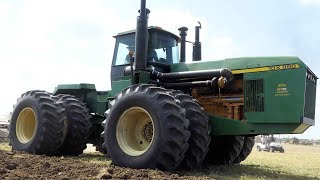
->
(114, 43), (130, 66)
(113, 34), (135, 66)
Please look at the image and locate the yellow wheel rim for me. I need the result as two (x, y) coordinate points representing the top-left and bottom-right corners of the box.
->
(116, 107), (154, 156)
(16, 107), (37, 144)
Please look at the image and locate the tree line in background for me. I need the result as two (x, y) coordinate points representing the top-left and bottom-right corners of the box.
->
(255, 135), (320, 146)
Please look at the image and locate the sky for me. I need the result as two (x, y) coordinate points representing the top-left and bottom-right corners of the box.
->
(0, 0), (319, 139)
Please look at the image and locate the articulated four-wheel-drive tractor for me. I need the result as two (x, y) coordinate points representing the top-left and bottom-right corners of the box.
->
(9, 0), (317, 171)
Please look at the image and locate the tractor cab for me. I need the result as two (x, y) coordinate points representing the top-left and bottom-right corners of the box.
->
(111, 26), (181, 80)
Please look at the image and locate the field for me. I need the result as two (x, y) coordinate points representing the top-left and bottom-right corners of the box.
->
(0, 143), (319, 179)
(189, 144), (320, 180)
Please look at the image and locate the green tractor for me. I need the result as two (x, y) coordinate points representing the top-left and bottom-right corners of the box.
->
(9, 0), (317, 171)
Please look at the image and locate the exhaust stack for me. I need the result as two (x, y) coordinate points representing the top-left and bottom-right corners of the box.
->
(178, 27), (188, 63)
(134, 0), (150, 71)
(193, 22), (202, 61)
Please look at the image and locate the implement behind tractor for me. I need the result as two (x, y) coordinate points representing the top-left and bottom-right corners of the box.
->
(9, 0), (317, 171)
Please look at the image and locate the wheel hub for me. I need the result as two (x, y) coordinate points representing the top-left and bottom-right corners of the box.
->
(116, 107), (155, 156)
(143, 122), (153, 142)
(16, 107), (37, 144)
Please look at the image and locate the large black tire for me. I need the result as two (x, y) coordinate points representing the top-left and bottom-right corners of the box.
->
(233, 136), (255, 164)
(95, 127), (108, 154)
(95, 144), (108, 154)
(171, 91), (211, 170)
(204, 136), (244, 165)
(9, 90), (66, 155)
(102, 84), (190, 171)
(87, 119), (108, 154)
(55, 94), (92, 156)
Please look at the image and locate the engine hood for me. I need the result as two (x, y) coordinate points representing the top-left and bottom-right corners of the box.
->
(170, 56), (309, 75)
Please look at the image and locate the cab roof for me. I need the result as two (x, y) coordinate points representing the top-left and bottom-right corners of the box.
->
(113, 26), (181, 42)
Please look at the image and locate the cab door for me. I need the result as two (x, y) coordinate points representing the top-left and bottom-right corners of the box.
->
(111, 33), (135, 81)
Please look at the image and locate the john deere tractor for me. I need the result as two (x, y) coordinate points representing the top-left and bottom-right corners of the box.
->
(9, 0), (317, 171)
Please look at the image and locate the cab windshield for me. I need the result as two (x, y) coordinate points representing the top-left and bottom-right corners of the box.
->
(148, 31), (179, 64)
(113, 30), (179, 66)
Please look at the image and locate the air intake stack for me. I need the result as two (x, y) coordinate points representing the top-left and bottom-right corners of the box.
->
(134, 0), (150, 71)
(178, 27), (188, 63)
(193, 22), (202, 61)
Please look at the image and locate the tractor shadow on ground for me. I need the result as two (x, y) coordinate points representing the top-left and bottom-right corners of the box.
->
(179, 164), (317, 180)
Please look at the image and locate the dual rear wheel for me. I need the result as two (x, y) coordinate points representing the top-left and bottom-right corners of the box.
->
(102, 85), (254, 170)
(9, 91), (92, 156)
(9, 91), (66, 155)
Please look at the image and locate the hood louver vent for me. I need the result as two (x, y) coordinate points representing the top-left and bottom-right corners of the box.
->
(244, 79), (264, 112)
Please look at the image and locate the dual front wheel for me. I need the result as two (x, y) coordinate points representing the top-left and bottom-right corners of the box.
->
(102, 85), (254, 171)
(102, 85), (211, 170)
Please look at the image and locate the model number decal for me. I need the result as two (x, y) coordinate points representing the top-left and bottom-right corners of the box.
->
(232, 63), (301, 74)
(268, 64), (299, 71)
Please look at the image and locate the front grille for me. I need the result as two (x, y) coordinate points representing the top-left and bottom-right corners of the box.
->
(244, 79), (264, 112)
(304, 77), (317, 119)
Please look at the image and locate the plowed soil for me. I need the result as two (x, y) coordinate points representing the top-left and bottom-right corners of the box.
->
(0, 150), (208, 179)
